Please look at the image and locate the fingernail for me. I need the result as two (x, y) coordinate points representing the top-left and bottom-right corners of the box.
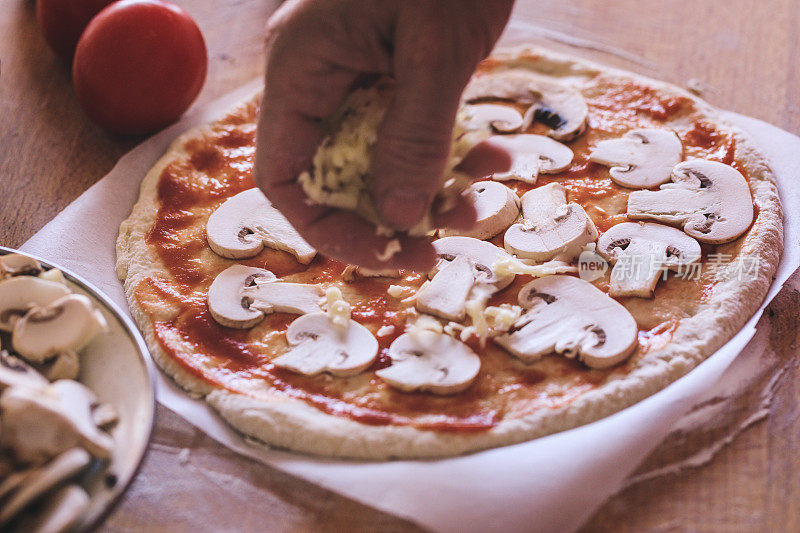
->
(379, 188), (429, 230)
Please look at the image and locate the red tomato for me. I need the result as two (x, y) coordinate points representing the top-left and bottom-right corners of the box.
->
(36, 0), (116, 63)
(72, 0), (207, 135)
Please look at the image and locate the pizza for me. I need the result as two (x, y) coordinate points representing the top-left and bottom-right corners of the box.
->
(116, 47), (783, 459)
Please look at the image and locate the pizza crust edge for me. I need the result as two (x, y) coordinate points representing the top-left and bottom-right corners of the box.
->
(116, 47), (784, 459)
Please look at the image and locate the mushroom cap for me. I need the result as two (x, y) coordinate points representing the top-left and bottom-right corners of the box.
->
(208, 265), (275, 328)
(207, 264), (322, 329)
(598, 222), (702, 268)
(273, 312), (378, 377)
(49, 380), (115, 459)
(376, 331), (481, 394)
(418, 235), (515, 322)
(206, 188), (317, 263)
(496, 275), (638, 369)
(11, 294), (106, 363)
(463, 70), (589, 141)
(27, 483), (90, 533)
(589, 129), (684, 188)
(488, 134), (574, 183)
(0, 470), (29, 502)
(439, 181), (520, 240)
(597, 222), (702, 298)
(415, 255), (476, 322)
(0, 381), (114, 464)
(42, 351), (81, 381)
(504, 183), (599, 262)
(0, 349), (49, 391)
(0, 276), (71, 332)
(0, 254), (42, 278)
(627, 159), (754, 243)
(432, 236), (515, 290)
(462, 103), (524, 133)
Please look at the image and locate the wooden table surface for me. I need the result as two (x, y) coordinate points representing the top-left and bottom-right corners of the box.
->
(2, 0), (799, 531)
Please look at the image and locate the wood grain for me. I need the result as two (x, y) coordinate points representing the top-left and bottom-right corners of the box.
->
(2, 0), (798, 530)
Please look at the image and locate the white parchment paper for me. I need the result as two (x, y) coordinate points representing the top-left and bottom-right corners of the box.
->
(18, 84), (799, 532)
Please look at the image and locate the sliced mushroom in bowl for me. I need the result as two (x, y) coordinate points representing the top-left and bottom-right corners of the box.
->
(0, 247), (155, 532)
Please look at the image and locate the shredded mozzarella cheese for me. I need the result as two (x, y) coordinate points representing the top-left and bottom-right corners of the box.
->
(387, 285), (408, 298)
(324, 286), (351, 331)
(376, 325), (395, 337)
(492, 256), (578, 278)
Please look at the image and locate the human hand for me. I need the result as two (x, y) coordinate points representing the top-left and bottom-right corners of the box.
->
(254, 0), (514, 271)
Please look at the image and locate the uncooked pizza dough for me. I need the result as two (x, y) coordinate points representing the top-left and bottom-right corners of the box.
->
(116, 47), (783, 459)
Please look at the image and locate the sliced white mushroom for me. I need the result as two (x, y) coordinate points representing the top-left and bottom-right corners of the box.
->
(416, 255), (475, 322)
(433, 236), (516, 290)
(376, 331), (481, 394)
(597, 222), (702, 298)
(0, 470), (30, 501)
(341, 265), (400, 281)
(0, 349), (49, 390)
(439, 181), (520, 240)
(504, 183), (599, 262)
(41, 351), (80, 381)
(0, 254), (42, 278)
(462, 103), (524, 133)
(627, 159), (754, 243)
(415, 236), (514, 322)
(0, 381), (114, 464)
(91, 403), (119, 429)
(272, 312), (378, 377)
(488, 134), (573, 184)
(12, 294), (106, 364)
(463, 70), (589, 141)
(0, 277), (71, 332)
(495, 275), (638, 369)
(28, 484), (90, 533)
(38, 268), (66, 284)
(206, 188), (317, 263)
(589, 129), (684, 188)
(0, 448), (91, 528)
(207, 264), (322, 328)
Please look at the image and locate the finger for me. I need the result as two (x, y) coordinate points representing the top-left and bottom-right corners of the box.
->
(456, 139), (512, 178)
(433, 140), (512, 231)
(433, 194), (478, 232)
(254, 63), (357, 234)
(304, 209), (437, 272)
(262, 178), (436, 272)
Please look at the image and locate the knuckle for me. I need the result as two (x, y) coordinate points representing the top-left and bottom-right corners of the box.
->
(374, 128), (451, 182)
